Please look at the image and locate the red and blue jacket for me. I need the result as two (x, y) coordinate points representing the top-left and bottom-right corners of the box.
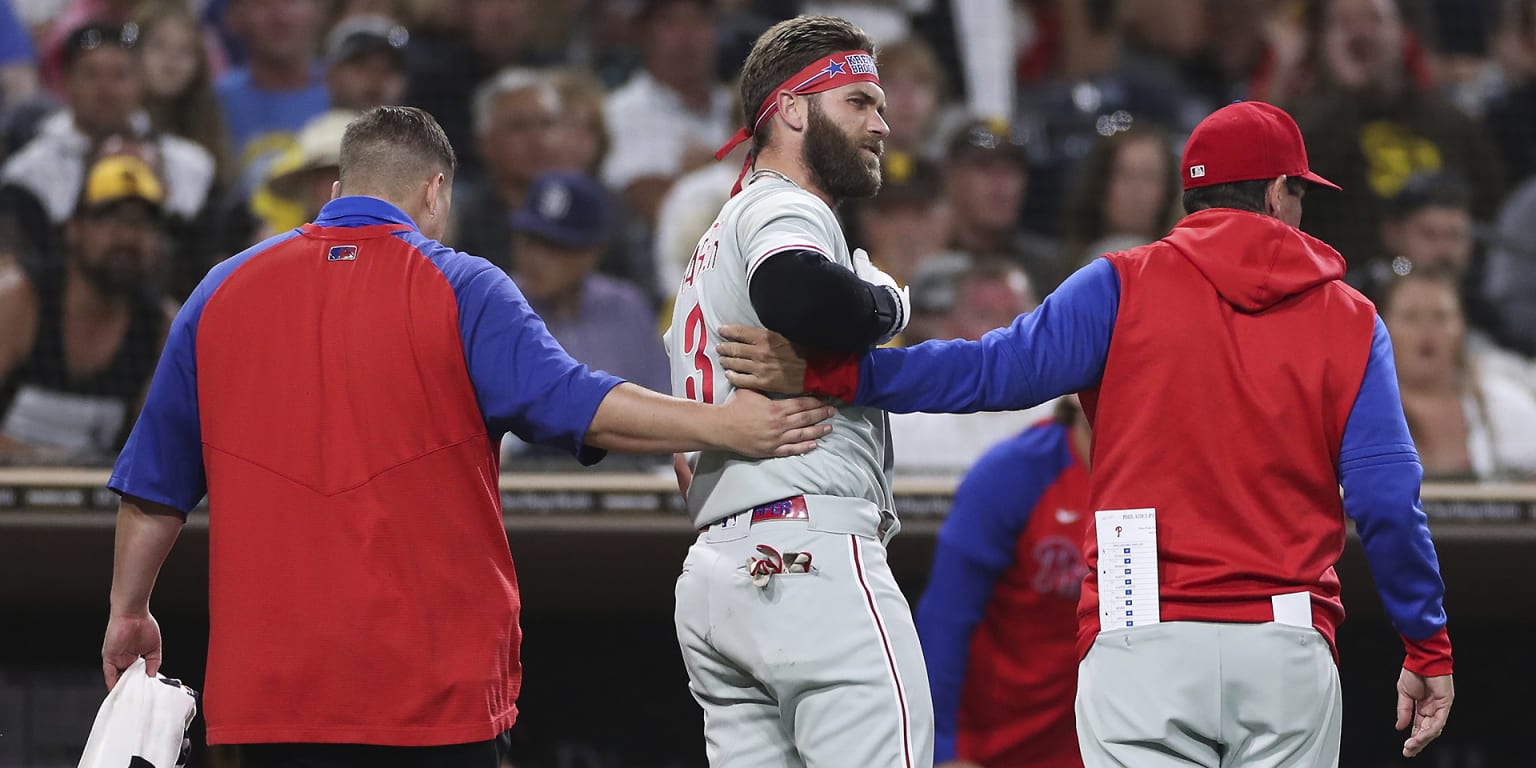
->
(812, 208), (1451, 675)
(109, 196), (623, 746)
(917, 420), (1088, 767)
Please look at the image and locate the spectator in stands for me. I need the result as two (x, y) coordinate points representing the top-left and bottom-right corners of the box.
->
(1486, 0), (1536, 186)
(449, 68), (561, 272)
(602, 0), (731, 224)
(651, 85), (745, 300)
(1483, 175), (1536, 356)
(551, 68), (610, 178)
(216, 0), (328, 199)
(1373, 172), (1532, 375)
(1292, 0), (1502, 267)
(0, 24), (215, 276)
(38, 0), (140, 95)
(876, 36), (949, 163)
(0, 0), (38, 114)
(323, 14), (408, 111)
(1061, 126), (1179, 268)
(405, 0), (556, 176)
(508, 172), (668, 393)
(0, 154), (174, 463)
(944, 120), (1066, 295)
(135, 1), (232, 187)
(888, 258), (1052, 473)
(1382, 269), (1536, 480)
(263, 109), (352, 235)
(852, 153), (952, 289)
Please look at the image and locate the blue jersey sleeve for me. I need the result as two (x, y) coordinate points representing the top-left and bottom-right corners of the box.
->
(854, 259), (1120, 412)
(108, 231), (302, 514)
(0, 1), (33, 67)
(1338, 316), (1447, 640)
(408, 233), (624, 464)
(915, 425), (1070, 761)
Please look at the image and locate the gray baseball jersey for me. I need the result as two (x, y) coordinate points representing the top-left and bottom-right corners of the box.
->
(664, 174), (895, 529)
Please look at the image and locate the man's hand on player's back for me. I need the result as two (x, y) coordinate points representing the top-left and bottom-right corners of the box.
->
(719, 325), (811, 395)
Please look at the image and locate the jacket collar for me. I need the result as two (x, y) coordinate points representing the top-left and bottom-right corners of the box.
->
(313, 196), (420, 230)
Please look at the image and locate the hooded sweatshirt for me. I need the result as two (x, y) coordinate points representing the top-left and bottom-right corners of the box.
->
(808, 207), (1452, 675)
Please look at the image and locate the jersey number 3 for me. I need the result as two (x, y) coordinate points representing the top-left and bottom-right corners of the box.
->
(683, 304), (714, 404)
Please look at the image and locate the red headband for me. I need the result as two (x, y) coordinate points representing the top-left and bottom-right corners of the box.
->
(716, 50), (881, 193)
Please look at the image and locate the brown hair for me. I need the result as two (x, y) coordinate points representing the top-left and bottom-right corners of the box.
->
(551, 67), (610, 176)
(738, 15), (875, 152)
(1062, 127), (1178, 262)
(339, 106), (457, 190)
(133, 0), (234, 187)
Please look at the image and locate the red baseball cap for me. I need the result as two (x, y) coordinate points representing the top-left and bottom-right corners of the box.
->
(1181, 101), (1340, 191)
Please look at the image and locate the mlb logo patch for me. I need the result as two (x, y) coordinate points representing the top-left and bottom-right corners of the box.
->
(1189, 164), (1206, 179)
(328, 245), (358, 262)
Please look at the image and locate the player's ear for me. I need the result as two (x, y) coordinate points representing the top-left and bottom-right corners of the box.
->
(779, 91), (806, 132)
(330, 180), (341, 202)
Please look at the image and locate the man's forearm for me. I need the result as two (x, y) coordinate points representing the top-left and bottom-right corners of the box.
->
(585, 383), (724, 454)
(109, 496), (185, 616)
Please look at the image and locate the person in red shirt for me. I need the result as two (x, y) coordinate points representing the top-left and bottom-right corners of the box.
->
(918, 398), (1090, 768)
(99, 106), (835, 767)
(719, 100), (1454, 766)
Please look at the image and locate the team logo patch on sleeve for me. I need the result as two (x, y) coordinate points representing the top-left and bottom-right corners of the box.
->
(327, 245), (358, 261)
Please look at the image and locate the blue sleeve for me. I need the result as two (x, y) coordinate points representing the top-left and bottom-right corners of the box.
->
(412, 235), (624, 464)
(0, 2), (34, 67)
(915, 429), (1065, 761)
(1338, 316), (1447, 640)
(106, 230), (301, 515)
(855, 258), (1120, 412)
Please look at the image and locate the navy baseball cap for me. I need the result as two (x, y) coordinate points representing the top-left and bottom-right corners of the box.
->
(510, 172), (613, 250)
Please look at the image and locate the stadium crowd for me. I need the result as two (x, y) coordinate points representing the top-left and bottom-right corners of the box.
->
(0, 0), (1533, 479)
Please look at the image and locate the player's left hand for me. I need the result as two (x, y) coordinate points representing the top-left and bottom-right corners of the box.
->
(718, 325), (807, 395)
(102, 611), (162, 691)
(1396, 668), (1454, 757)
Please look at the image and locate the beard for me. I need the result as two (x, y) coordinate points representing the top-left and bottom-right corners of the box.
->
(76, 247), (151, 297)
(803, 100), (882, 203)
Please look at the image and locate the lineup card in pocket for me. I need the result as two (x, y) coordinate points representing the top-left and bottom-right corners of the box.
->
(1096, 508), (1160, 632)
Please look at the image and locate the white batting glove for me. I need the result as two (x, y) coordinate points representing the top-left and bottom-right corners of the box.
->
(852, 248), (910, 345)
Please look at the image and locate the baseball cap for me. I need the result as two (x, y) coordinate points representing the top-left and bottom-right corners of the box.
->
(1181, 101), (1339, 191)
(946, 119), (1028, 166)
(79, 154), (164, 213)
(324, 15), (409, 69)
(510, 172), (613, 250)
(61, 22), (139, 71)
(871, 151), (941, 208)
(268, 109), (357, 199)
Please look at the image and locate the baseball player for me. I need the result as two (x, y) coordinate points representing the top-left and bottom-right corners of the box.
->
(664, 15), (932, 768)
(917, 398), (1090, 768)
(718, 101), (1455, 766)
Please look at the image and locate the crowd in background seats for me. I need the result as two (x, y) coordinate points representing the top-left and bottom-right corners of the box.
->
(0, 0), (1534, 480)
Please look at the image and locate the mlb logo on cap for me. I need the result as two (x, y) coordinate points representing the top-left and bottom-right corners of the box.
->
(1180, 101), (1339, 192)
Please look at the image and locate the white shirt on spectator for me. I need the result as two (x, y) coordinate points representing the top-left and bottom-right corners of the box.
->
(1467, 359), (1536, 480)
(601, 71), (731, 191)
(653, 160), (737, 296)
(2, 110), (214, 222)
(889, 400), (1059, 473)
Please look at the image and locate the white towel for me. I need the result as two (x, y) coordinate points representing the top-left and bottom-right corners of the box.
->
(78, 658), (198, 768)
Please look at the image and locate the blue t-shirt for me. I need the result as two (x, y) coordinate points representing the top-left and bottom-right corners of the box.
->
(215, 67), (330, 193)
